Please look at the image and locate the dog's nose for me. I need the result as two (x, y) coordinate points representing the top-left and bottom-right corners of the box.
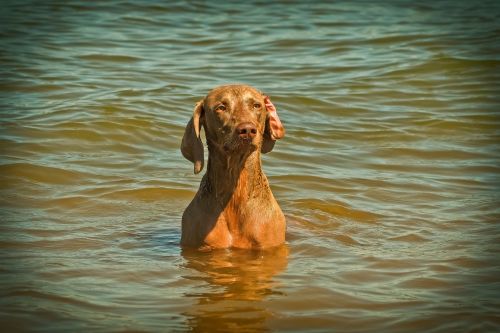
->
(237, 122), (257, 140)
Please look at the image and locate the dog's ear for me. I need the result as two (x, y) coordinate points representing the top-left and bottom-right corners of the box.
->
(181, 100), (204, 174)
(262, 96), (285, 154)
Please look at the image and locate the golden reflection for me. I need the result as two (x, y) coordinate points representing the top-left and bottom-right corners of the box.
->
(181, 245), (289, 332)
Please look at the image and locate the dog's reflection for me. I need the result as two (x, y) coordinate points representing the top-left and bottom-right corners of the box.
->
(181, 245), (289, 332)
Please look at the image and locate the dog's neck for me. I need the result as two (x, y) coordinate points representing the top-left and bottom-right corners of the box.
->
(203, 147), (269, 205)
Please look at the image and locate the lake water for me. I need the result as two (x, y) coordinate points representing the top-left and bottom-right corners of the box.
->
(1, 1), (500, 332)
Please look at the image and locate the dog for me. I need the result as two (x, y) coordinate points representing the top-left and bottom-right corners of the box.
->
(180, 84), (286, 250)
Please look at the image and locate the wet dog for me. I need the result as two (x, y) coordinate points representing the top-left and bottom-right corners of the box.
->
(180, 84), (285, 250)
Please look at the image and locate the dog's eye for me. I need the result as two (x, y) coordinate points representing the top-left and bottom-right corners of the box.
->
(253, 103), (262, 109)
(215, 104), (227, 112)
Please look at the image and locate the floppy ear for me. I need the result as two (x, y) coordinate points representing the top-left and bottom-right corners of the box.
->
(181, 100), (205, 174)
(261, 96), (285, 154)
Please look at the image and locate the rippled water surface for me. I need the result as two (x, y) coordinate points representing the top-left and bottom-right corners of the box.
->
(1, 1), (500, 332)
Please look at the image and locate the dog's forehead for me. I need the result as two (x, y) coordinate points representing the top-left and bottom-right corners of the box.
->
(205, 85), (262, 104)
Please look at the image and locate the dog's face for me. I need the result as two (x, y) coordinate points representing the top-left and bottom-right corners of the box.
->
(181, 84), (285, 174)
(203, 85), (266, 153)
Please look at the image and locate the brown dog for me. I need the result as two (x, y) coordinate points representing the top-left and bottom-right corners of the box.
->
(180, 84), (286, 250)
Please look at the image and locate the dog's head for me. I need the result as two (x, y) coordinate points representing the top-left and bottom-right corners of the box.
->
(181, 84), (285, 174)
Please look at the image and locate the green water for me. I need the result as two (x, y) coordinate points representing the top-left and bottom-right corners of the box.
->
(1, 1), (499, 332)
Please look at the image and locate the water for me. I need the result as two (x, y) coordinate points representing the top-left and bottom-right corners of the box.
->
(1, 1), (500, 332)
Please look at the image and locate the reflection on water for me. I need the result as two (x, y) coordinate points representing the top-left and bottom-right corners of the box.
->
(181, 246), (288, 332)
(1, 0), (500, 332)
